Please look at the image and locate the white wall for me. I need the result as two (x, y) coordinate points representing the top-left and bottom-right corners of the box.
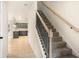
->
(8, 1), (31, 23)
(28, 2), (44, 57)
(38, 1), (79, 57)
(0, 1), (8, 57)
(44, 1), (79, 28)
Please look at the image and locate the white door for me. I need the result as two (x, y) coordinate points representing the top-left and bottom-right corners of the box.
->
(0, 1), (8, 58)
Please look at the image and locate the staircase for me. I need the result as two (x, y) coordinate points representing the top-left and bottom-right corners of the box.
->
(36, 10), (77, 58)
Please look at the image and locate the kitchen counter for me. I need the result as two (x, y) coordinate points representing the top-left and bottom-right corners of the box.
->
(13, 28), (28, 31)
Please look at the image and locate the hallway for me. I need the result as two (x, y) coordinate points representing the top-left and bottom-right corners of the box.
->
(8, 36), (36, 58)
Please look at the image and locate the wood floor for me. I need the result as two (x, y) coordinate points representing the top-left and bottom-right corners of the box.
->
(8, 36), (36, 58)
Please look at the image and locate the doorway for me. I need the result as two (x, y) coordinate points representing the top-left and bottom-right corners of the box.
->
(7, 1), (36, 58)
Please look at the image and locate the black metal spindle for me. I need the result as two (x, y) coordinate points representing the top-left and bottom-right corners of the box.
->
(36, 14), (49, 58)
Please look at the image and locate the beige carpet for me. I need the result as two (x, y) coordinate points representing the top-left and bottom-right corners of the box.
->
(8, 36), (36, 58)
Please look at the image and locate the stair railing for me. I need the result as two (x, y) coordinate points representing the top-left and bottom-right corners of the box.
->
(37, 11), (53, 58)
(37, 11), (49, 33)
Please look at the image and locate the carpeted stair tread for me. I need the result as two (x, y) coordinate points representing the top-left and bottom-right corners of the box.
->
(52, 41), (66, 48)
(57, 54), (78, 58)
(52, 47), (72, 57)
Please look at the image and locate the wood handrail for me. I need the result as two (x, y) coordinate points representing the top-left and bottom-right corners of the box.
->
(41, 2), (79, 32)
(37, 11), (50, 33)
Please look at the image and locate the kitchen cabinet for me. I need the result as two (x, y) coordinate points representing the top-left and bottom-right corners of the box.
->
(19, 31), (28, 36)
(13, 31), (19, 38)
(13, 31), (28, 38)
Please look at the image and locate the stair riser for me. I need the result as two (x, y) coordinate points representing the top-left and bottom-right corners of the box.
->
(56, 42), (66, 48)
(52, 42), (66, 48)
(53, 37), (62, 42)
(48, 26), (53, 29)
(45, 23), (51, 26)
(53, 32), (59, 37)
(52, 29), (56, 32)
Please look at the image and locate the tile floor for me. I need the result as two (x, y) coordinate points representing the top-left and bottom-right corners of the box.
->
(8, 36), (36, 58)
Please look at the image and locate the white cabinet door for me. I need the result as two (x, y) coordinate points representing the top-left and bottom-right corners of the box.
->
(0, 2), (8, 58)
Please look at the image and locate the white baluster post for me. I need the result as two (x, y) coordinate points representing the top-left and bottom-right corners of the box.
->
(49, 29), (53, 58)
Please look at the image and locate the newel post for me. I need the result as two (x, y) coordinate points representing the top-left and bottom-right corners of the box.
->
(49, 29), (53, 58)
